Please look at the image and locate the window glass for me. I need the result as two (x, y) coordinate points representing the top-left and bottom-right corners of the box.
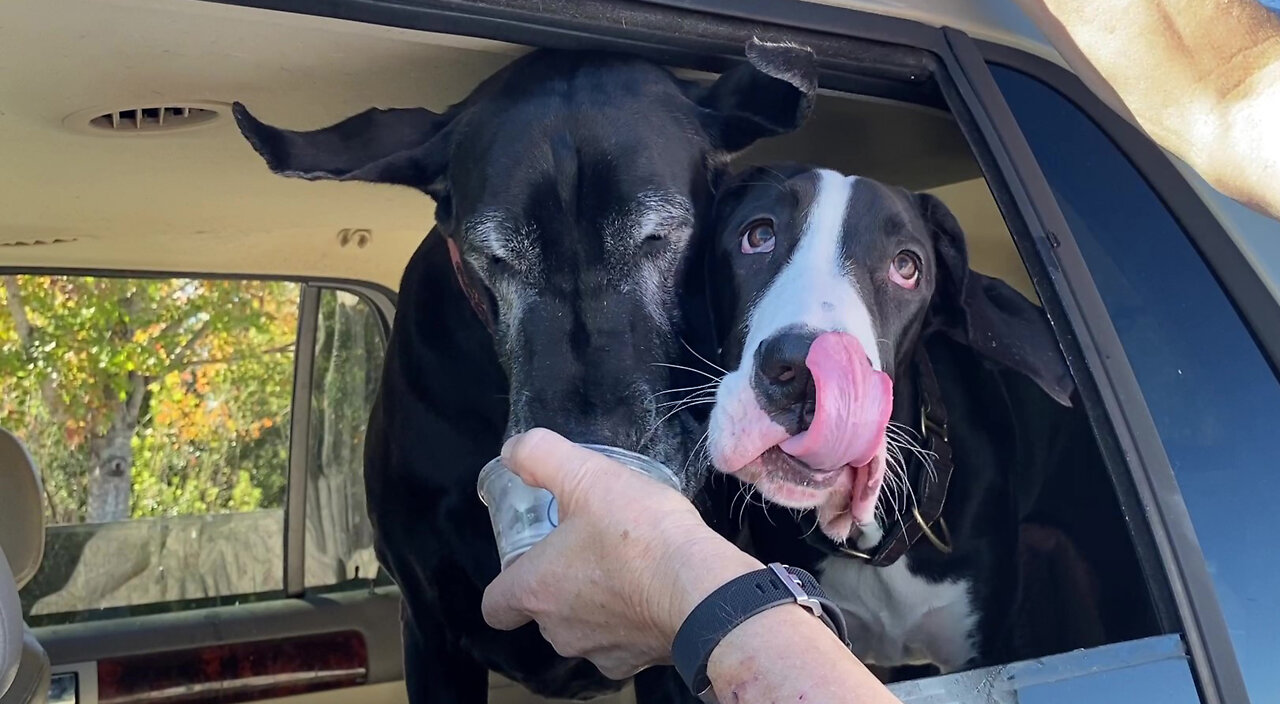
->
(1181, 164), (1280, 293)
(1, 275), (299, 622)
(304, 289), (386, 590)
(992, 65), (1280, 697)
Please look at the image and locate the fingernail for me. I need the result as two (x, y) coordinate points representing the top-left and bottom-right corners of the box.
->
(501, 434), (519, 461)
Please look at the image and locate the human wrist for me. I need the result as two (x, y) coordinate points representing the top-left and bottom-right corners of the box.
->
(704, 605), (862, 703)
(657, 530), (763, 646)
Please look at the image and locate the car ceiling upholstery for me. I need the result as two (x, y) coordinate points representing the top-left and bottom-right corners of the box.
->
(0, 0), (1033, 299)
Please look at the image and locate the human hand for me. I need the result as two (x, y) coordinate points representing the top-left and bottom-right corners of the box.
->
(480, 429), (762, 679)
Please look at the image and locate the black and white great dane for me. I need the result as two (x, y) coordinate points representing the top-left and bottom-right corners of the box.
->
(233, 44), (816, 703)
(701, 164), (1151, 676)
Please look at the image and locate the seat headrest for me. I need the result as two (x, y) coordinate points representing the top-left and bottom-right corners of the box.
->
(0, 429), (44, 589)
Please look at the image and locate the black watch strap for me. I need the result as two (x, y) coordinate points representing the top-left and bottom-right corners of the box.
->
(672, 563), (849, 701)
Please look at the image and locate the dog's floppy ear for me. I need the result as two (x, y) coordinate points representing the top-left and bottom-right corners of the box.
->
(232, 103), (456, 197)
(918, 192), (1077, 406)
(690, 38), (818, 154)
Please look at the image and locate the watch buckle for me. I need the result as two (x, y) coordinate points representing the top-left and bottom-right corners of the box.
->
(768, 563), (822, 618)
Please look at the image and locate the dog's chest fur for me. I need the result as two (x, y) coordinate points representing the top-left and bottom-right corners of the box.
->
(818, 554), (978, 672)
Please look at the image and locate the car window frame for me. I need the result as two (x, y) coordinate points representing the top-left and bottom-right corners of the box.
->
(937, 29), (1253, 704)
(1, 265), (398, 619)
(201, 0), (1191, 635)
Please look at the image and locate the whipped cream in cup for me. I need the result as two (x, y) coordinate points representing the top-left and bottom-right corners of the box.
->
(477, 444), (681, 569)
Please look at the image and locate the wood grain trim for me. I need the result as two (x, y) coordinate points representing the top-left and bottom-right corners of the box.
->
(96, 630), (368, 704)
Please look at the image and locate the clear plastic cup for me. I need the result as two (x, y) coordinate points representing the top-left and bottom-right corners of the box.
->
(477, 444), (682, 569)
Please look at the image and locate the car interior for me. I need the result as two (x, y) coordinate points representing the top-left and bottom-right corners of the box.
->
(1, 1), (1165, 703)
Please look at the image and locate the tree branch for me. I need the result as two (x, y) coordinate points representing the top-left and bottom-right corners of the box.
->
(180, 343), (297, 368)
(152, 314), (194, 344)
(3, 276), (33, 344)
(3, 276), (71, 422)
(124, 371), (150, 426)
(164, 320), (211, 372)
(40, 468), (62, 525)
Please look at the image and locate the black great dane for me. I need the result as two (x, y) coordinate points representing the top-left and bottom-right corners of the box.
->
(700, 164), (1155, 676)
(233, 43), (817, 702)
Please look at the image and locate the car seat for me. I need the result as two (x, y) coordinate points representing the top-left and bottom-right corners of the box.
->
(0, 428), (50, 704)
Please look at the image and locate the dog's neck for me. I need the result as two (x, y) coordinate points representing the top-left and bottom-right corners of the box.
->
(388, 231), (509, 477)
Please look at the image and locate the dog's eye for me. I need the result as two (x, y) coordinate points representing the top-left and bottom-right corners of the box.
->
(486, 253), (513, 273)
(740, 219), (776, 254)
(890, 251), (920, 289)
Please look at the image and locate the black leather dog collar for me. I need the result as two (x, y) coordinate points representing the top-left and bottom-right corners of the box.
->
(672, 563), (849, 702)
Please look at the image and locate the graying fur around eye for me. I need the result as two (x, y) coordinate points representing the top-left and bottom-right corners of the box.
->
(463, 211), (543, 281)
(599, 191), (694, 332)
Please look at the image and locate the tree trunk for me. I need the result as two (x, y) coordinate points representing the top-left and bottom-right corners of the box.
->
(85, 372), (147, 524)
(86, 425), (131, 523)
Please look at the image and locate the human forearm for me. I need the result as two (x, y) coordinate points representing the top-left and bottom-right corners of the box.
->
(1012, 0), (1280, 218)
(705, 606), (900, 704)
(663, 539), (901, 704)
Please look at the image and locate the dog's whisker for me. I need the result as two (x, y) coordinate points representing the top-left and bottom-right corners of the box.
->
(652, 399), (715, 420)
(653, 394), (717, 410)
(800, 514), (823, 540)
(887, 420), (920, 435)
(682, 431), (711, 477)
(648, 381), (719, 400)
(887, 431), (939, 490)
(885, 425), (922, 446)
(650, 362), (722, 382)
(750, 485), (776, 526)
(639, 399), (715, 446)
(649, 392), (715, 409)
(886, 441), (908, 467)
(886, 427), (938, 467)
(680, 338), (729, 375)
(886, 424), (938, 455)
(882, 457), (905, 520)
(883, 448), (920, 520)
(732, 481), (755, 529)
(654, 387), (719, 402)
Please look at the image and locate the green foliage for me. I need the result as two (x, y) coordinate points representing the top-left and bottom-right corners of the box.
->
(0, 275), (299, 524)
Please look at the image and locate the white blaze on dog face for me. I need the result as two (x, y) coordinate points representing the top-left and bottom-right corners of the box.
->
(706, 167), (938, 544)
(736, 171), (881, 373)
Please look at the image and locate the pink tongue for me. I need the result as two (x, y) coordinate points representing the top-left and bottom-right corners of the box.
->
(778, 332), (893, 470)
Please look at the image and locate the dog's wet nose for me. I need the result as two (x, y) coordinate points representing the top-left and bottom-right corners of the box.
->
(755, 328), (820, 432)
(759, 331), (813, 385)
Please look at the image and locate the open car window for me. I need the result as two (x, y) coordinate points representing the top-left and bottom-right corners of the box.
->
(990, 63), (1280, 700)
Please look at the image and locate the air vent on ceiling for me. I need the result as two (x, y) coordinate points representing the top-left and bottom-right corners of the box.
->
(64, 101), (228, 136)
(91, 106), (218, 132)
(0, 237), (79, 248)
